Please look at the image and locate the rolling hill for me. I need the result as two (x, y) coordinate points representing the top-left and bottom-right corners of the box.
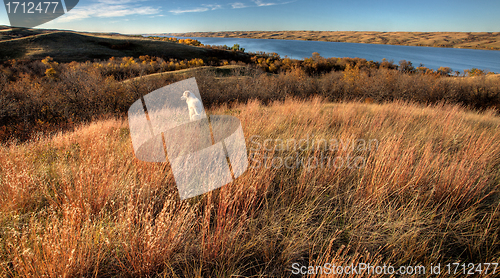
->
(0, 26), (249, 63)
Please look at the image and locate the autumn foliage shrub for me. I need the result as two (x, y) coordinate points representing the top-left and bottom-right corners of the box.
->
(1, 54), (498, 141)
(147, 36), (203, 46)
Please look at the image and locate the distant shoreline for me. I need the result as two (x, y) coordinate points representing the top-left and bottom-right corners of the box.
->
(152, 31), (500, 51)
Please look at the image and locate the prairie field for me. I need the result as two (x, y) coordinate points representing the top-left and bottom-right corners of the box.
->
(1, 39), (500, 276)
(1, 97), (500, 277)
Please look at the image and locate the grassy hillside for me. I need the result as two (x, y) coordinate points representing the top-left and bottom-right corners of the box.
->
(1, 99), (499, 277)
(164, 30), (500, 50)
(0, 27), (249, 63)
(0, 26), (52, 41)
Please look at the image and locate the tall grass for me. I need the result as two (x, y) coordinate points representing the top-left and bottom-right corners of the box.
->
(1, 99), (499, 277)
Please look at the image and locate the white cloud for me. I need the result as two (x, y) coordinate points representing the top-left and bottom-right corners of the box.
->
(169, 7), (209, 14)
(56, 0), (160, 22)
(253, 0), (276, 7)
(231, 2), (247, 9)
(207, 4), (223, 10)
(169, 4), (222, 14)
(252, 0), (295, 7)
(169, 0), (294, 15)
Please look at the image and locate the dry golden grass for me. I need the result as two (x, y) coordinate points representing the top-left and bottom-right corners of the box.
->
(1, 98), (499, 277)
(168, 31), (500, 50)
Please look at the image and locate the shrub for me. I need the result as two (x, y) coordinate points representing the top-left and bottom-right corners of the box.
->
(0, 55), (498, 141)
(437, 66), (452, 76)
(398, 59), (415, 73)
(464, 68), (487, 77)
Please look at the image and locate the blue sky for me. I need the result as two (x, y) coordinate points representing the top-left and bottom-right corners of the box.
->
(1, 0), (499, 33)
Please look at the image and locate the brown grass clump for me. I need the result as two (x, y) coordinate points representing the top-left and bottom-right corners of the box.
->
(1, 99), (499, 277)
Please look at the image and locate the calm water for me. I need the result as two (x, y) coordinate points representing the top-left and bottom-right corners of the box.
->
(176, 36), (500, 73)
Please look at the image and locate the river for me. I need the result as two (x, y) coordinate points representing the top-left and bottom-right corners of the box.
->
(174, 36), (500, 73)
